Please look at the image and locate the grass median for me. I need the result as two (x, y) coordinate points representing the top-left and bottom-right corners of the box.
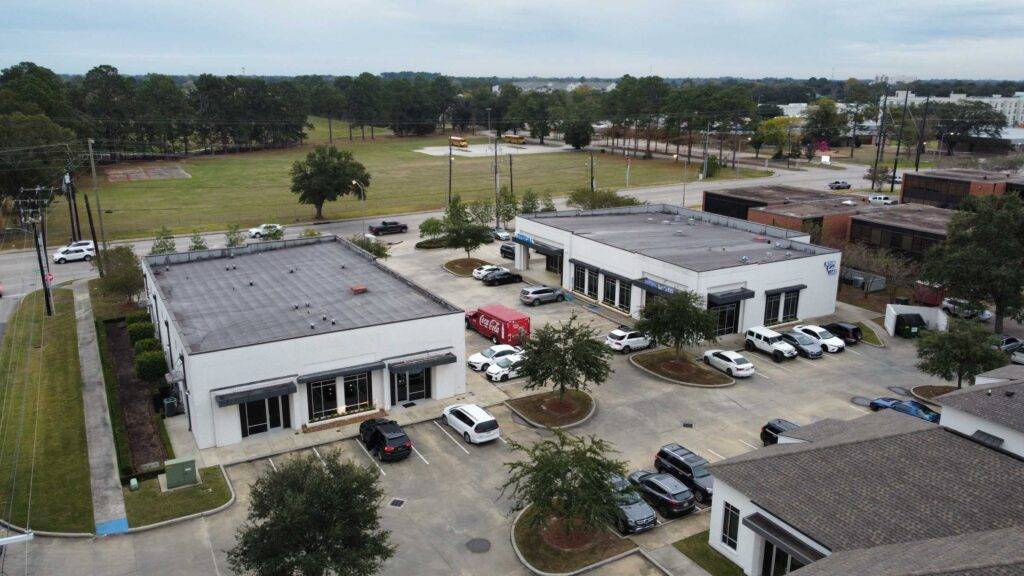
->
(514, 506), (634, 573)
(0, 289), (93, 532)
(123, 466), (231, 527)
(674, 530), (744, 576)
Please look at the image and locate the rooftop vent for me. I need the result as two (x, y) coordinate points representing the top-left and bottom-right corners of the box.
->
(674, 230), (685, 236)
(1008, 390), (1017, 398)
(309, 322), (315, 330)
(330, 318), (336, 325)
(688, 216), (696, 226)
(662, 220), (671, 224)
(351, 284), (368, 295)
(785, 251), (793, 257)
(289, 269), (294, 274)
(248, 280), (255, 287)
(740, 255), (749, 263)
(646, 217), (655, 222)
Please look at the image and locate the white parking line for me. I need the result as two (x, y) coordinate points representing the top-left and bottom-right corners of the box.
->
(739, 439), (758, 450)
(754, 371), (771, 380)
(497, 435), (509, 446)
(705, 449), (724, 461)
(847, 348), (865, 356)
(411, 445), (430, 465)
(851, 406), (871, 415)
(355, 439), (386, 476)
(312, 447), (329, 470)
(267, 457), (277, 472)
(433, 421), (471, 454)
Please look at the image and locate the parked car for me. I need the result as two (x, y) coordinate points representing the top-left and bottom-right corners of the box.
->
(744, 326), (797, 362)
(499, 242), (516, 260)
(654, 444), (714, 504)
(65, 240), (95, 251)
(941, 298), (993, 322)
(482, 270), (523, 286)
(628, 470), (698, 517)
(702, 350), (755, 377)
(485, 353), (525, 381)
(1011, 348), (1024, 365)
(466, 344), (521, 372)
(869, 398), (940, 423)
(492, 228), (511, 241)
(247, 223), (283, 238)
(472, 264), (508, 280)
(828, 180), (851, 190)
(994, 334), (1023, 353)
(868, 195), (897, 205)
(794, 324), (846, 353)
(761, 419), (800, 446)
(606, 327), (653, 353)
(889, 175), (903, 184)
(465, 304), (531, 345)
(52, 244), (95, 264)
(780, 331), (824, 359)
(608, 474), (658, 534)
(358, 418), (412, 462)
(367, 220), (408, 235)
(822, 322), (863, 345)
(441, 403), (500, 444)
(519, 285), (565, 306)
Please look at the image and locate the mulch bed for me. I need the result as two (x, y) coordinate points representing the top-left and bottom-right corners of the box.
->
(912, 385), (957, 402)
(633, 349), (732, 385)
(104, 320), (169, 471)
(507, 390), (593, 428)
(514, 507), (634, 574)
(444, 257), (490, 277)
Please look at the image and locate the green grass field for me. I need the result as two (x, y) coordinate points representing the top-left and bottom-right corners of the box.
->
(42, 117), (768, 244)
(0, 289), (93, 532)
(123, 465), (231, 527)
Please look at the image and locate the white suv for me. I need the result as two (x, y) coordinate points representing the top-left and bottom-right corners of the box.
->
(441, 403), (500, 444)
(605, 327), (653, 353)
(248, 223), (283, 238)
(794, 324), (846, 353)
(52, 245), (95, 264)
(486, 353), (524, 381)
(744, 327), (797, 362)
(868, 195), (896, 205)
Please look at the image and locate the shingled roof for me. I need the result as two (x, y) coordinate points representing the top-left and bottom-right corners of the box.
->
(710, 410), (1024, 552)
(937, 379), (1024, 434)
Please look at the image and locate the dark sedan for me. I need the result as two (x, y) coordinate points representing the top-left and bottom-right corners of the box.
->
(482, 270), (523, 286)
(828, 180), (851, 190)
(367, 220), (408, 235)
(869, 397), (940, 423)
(628, 470), (697, 517)
(608, 474), (657, 534)
(781, 331), (823, 359)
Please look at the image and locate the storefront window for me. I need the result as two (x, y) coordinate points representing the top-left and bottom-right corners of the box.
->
(782, 291), (800, 322)
(573, 265), (586, 293)
(342, 372), (372, 412)
(586, 268), (598, 299)
(308, 379), (338, 421)
(603, 276), (617, 306)
(617, 282), (632, 312)
(764, 293), (782, 325)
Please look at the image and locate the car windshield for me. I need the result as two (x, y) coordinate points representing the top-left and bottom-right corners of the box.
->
(691, 464), (711, 478)
(482, 348), (498, 358)
(608, 332), (626, 341)
(615, 490), (642, 505)
(789, 333), (814, 345)
(496, 358), (513, 368)
(818, 329), (836, 339)
(766, 336), (781, 344)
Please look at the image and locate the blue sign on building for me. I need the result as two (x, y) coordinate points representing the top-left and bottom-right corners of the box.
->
(824, 260), (838, 276)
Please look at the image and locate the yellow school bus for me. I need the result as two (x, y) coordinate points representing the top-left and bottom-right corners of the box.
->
(449, 136), (469, 148)
(503, 134), (526, 145)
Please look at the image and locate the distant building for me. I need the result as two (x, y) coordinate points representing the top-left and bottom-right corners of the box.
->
(901, 169), (1024, 209)
(884, 91), (1024, 127)
(492, 80), (617, 94)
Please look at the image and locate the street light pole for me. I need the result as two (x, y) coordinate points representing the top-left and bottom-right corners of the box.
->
(447, 143), (453, 205)
(352, 180), (368, 233)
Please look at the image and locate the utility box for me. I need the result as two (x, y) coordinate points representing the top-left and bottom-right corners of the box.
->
(164, 455), (198, 489)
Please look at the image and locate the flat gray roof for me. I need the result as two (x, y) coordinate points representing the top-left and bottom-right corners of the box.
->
(909, 169), (1024, 184)
(753, 195), (881, 219)
(145, 236), (461, 354)
(521, 204), (838, 272)
(704, 185), (837, 205)
(850, 203), (954, 236)
(711, 410), (1024, 552)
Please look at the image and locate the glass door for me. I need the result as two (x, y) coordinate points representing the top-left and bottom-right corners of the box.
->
(391, 370), (431, 406)
(241, 399), (268, 437)
(712, 302), (740, 336)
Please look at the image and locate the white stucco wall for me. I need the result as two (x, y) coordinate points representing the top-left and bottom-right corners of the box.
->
(940, 406), (1024, 458)
(513, 216), (839, 331)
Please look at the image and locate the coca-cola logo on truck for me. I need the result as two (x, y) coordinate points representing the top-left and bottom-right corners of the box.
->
(481, 316), (502, 334)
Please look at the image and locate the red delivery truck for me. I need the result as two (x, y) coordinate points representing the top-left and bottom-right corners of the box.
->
(465, 304), (531, 345)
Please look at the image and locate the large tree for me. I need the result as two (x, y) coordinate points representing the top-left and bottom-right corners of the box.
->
(290, 145), (370, 219)
(228, 451), (394, 576)
(502, 431), (627, 541)
(803, 97), (846, 145)
(566, 188), (641, 210)
(922, 195), (1024, 333)
(511, 92), (554, 144)
(916, 320), (1007, 389)
(519, 312), (612, 405)
(95, 246), (144, 302)
(635, 290), (718, 360)
(934, 100), (1006, 155)
(418, 195), (491, 259)
(0, 112), (74, 203)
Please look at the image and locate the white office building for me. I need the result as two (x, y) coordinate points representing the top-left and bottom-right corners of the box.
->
(142, 236), (466, 449)
(511, 205), (841, 336)
(885, 91), (1024, 127)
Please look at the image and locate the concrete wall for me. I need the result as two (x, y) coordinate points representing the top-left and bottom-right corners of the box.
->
(883, 304), (948, 336)
(941, 406), (1024, 458)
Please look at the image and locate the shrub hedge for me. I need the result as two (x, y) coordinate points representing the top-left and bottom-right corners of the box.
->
(125, 311), (151, 325)
(133, 338), (161, 354)
(134, 351), (168, 382)
(127, 322), (155, 344)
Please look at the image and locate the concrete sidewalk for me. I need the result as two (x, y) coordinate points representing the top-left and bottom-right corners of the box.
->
(73, 279), (128, 534)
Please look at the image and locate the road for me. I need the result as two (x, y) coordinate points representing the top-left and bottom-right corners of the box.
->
(0, 161), (865, 328)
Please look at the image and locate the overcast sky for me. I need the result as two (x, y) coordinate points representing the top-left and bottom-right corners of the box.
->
(2, 0), (1023, 79)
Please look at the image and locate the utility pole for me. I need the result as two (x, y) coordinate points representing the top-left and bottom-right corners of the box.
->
(914, 96), (931, 172)
(487, 107), (499, 229)
(447, 143), (453, 205)
(701, 122), (711, 177)
(18, 187), (54, 316)
(40, 208), (50, 275)
(83, 194), (103, 277)
(872, 93), (889, 191)
(890, 91), (911, 194)
(87, 139), (108, 250)
(589, 151), (595, 192)
(31, 221), (53, 316)
(508, 154), (514, 197)
(328, 112), (333, 144)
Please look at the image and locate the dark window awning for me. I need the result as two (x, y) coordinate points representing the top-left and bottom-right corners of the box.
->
(639, 277), (679, 297)
(513, 236), (563, 257)
(742, 512), (826, 565)
(297, 361), (385, 384)
(765, 284), (808, 297)
(215, 381), (297, 407)
(388, 352), (457, 374)
(708, 288), (755, 307)
(569, 259), (635, 284)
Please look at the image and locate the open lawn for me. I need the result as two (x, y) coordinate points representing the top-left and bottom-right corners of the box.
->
(674, 530), (744, 576)
(0, 289), (93, 532)
(42, 117), (769, 244)
(123, 465), (231, 527)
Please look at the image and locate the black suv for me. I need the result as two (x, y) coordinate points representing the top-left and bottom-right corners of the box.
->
(358, 418), (412, 462)
(822, 322), (863, 345)
(499, 242), (516, 260)
(760, 419), (799, 446)
(654, 444), (714, 504)
(368, 220), (408, 235)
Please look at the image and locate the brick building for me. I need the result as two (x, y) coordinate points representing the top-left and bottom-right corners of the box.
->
(900, 169), (1024, 209)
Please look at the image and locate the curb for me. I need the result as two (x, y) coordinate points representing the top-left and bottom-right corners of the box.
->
(859, 321), (887, 348)
(908, 386), (953, 408)
(0, 518), (93, 539)
(509, 506), (640, 576)
(504, 391), (597, 430)
(123, 464), (236, 533)
(628, 353), (735, 389)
